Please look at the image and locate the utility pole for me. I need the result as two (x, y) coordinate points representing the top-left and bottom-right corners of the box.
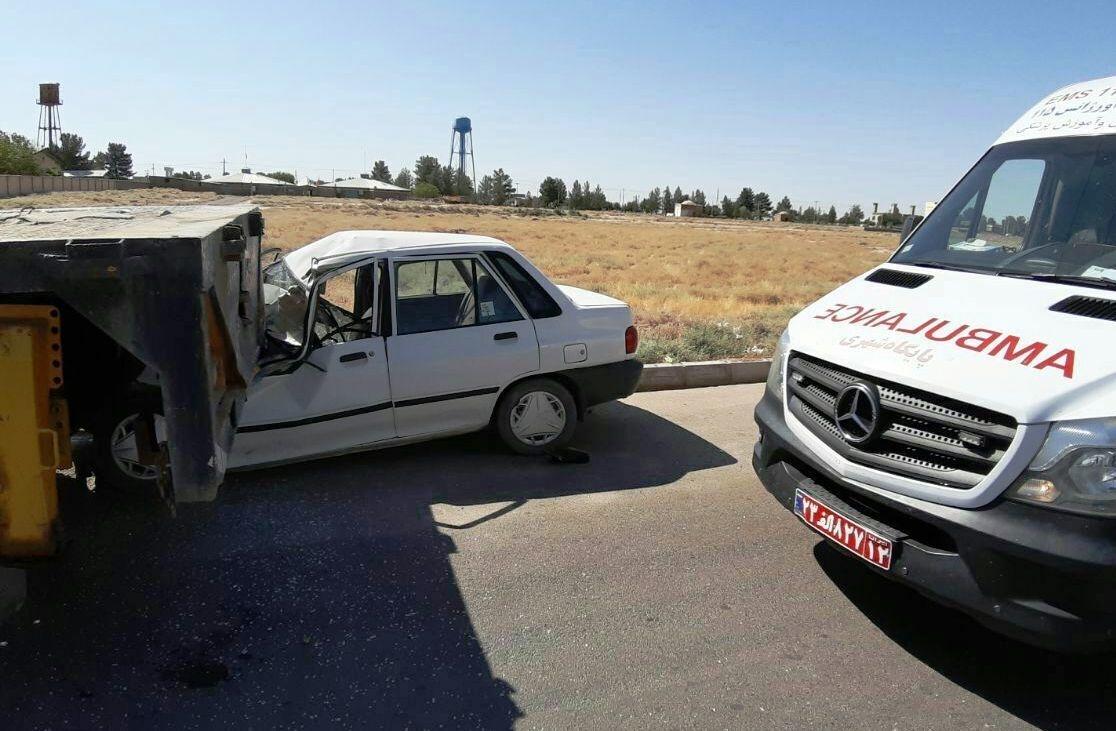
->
(221, 158), (227, 175)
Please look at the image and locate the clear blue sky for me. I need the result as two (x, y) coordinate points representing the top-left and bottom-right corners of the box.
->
(3, 1), (1113, 211)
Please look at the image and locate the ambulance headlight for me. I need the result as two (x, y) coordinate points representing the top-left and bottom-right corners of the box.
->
(766, 329), (790, 402)
(1008, 419), (1116, 516)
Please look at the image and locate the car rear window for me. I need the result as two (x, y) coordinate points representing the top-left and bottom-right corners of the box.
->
(486, 251), (562, 319)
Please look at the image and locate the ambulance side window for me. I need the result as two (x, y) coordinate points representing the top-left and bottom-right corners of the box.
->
(947, 159), (1045, 252)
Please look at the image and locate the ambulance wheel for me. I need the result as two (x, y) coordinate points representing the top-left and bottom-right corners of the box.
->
(495, 378), (577, 455)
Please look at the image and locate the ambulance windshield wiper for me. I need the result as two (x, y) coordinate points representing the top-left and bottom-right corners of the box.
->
(995, 271), (1116, 291)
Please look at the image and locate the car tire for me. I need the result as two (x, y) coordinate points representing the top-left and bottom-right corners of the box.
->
(92, 387), (165, 497)
(495, 378), (577, 455)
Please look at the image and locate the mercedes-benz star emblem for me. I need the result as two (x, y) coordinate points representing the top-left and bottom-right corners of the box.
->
(833, 382), (881, 445)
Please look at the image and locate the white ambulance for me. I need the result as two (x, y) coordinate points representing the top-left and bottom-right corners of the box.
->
(754, 76), (1116, 651)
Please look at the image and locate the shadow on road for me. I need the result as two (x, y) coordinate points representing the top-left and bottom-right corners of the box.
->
(0, 400), (734, 728)
(814, 542), (1116, 731)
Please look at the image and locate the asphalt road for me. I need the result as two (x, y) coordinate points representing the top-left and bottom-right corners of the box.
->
(2, 384), (1115, 729)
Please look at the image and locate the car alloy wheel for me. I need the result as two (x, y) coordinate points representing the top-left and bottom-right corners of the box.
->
(509, 391), (567, 446)
(110, 412), (167, 481)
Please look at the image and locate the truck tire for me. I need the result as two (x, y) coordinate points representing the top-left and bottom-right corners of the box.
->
(92, 388), (165, 497)
(495, 378), (577, 455)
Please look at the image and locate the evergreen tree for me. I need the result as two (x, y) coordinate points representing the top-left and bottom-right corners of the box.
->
(476, 174), (496, 204)
(539, 177), (567, 207)
(647, 187), (662, 213)
(54, 132), (91, 170)
(371, 160), (391, 182)
(735, 187), (755, 218)
(490, 168), (515, 205)
(590, 185), (607, 210)
(775, 195), (793, 212)
(570, 180), (583, 209)
(753, 191), (773, 218)
(393, 168), (414, 189)
(673, 186), (683, 204)
(413, 155), (441, 186)
(662, 185), (674, 214)
(827, 205), (838, 224)
(721, 195), (735, 218)
(264, 171), (296, 183)
(104, 142), (133, 179)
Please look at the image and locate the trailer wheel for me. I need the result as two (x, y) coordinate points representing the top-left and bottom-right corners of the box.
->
(495, 378), (577, 455)
(92, 389), (165, 496)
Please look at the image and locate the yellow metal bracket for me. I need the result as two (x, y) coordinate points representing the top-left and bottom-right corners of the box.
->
(0, 305), (69, 558)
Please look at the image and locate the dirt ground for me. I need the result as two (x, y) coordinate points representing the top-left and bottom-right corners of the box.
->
(1, 190), (896, 361)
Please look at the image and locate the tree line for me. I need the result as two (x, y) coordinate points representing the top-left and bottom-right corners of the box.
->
(0, 131), (134, 178)
(0, 135), (880, 226)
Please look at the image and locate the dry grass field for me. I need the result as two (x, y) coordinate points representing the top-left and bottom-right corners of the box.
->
(2, 190), (896, 361)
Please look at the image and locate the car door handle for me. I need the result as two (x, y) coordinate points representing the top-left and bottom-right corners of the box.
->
(339, 351), (368, 363)
(494, 331), (518, 341)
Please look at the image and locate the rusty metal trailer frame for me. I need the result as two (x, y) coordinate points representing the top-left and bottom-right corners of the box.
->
(0, 206), (263, 505)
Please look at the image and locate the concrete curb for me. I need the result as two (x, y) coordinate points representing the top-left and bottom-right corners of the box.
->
(636, 359), (771, 392)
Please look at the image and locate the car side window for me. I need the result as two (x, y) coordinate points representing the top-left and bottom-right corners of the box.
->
(312, 262), (378, 347)
(395, 257), (523, 335)
(486, 250), (563, 318)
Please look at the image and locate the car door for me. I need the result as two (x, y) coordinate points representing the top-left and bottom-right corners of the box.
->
(387, 254), (540, 439)
(231, 259), (395, 468)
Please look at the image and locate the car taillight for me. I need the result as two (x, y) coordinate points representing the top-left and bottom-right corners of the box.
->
(625, 325), (639, 354)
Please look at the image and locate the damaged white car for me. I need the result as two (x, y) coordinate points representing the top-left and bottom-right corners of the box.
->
(106, 231), (642, 486)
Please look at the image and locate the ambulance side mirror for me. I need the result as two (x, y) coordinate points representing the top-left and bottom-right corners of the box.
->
(900, 215), (917, 242)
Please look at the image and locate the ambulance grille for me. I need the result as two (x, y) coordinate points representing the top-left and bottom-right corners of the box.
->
(786, 353), (1017, 489)
(864, 268), (933, 289)
(1050, 295), (1116, 322)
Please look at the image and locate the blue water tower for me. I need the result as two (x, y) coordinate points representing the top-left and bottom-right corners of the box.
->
(448, 117), (475, 194)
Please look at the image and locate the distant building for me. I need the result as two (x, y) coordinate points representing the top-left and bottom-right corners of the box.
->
(316, 177), (408, 192)
(32, 148), (63, 174)
(675, 200), (702, 218)
(772, 210), (793, 222)
(62, 169), (108, 178)
(207, 169), (292, 186)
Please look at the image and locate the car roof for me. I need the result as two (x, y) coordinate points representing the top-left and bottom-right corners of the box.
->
(283, 230), (515, 283)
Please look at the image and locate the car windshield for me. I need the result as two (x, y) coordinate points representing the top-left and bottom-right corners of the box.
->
(892, 135), (1116, 286)
(262, 259), (310, 348)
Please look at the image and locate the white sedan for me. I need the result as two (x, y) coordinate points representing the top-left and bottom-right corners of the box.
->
(99, 230), (643, 488)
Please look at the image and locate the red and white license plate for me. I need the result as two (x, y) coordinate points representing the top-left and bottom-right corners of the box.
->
(794, 489), (894, 570)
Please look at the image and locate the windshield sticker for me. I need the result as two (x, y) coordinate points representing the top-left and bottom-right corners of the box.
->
(813, 302), (1076, 379)
(947, 239), (1001, 252)
(480, 301), (495, 317)
(1081, 265), (1116, 283)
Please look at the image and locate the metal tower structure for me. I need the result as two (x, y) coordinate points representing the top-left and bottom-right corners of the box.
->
(36, 83), (62, 149)
(447, 117), (476, 193)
